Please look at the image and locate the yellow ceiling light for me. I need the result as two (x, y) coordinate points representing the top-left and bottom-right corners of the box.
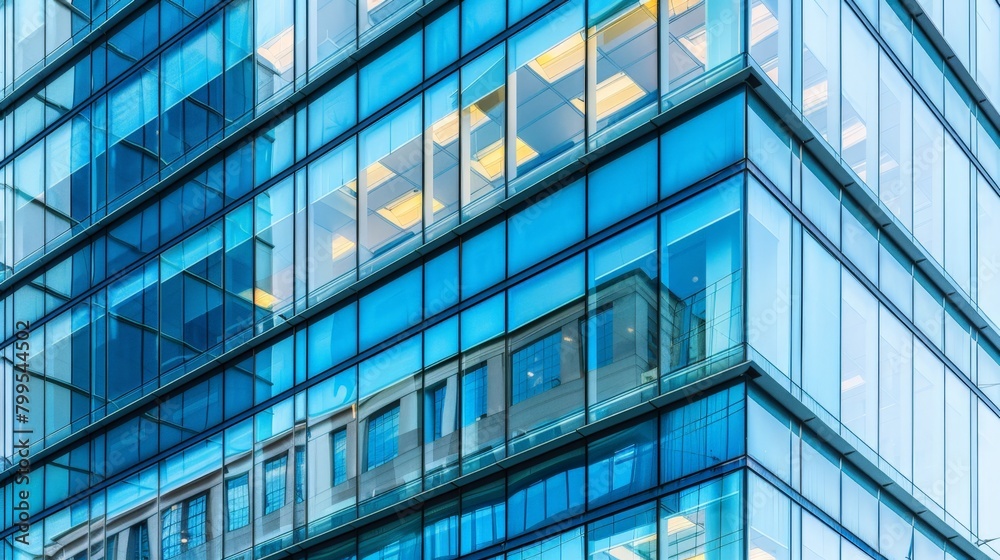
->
(572, 72), (647, 119)
(331, 234), (355, 259)
(665, 515), (696, 534)
(432, 112), (460, 145)
(802, 81), (829, 116)
(475, 139), (505, 180)
(433, 102), (496, 146)
(879, 153), (900, 173)
(367, 0), (385, 11)
(749, 548), (777, 560)
(376, 190), (446, 229)
(473, 138), (538, 180)
(607, 545), (642, 560)
(527, 32), (585, 83)
(596, 3), (657, 45)
(750, 2), (779, 43)
(257, 27), (295, 74)
(240, 288), (280, 309)
(514, 138), (539, 167)
(765, 64), (780, 85)
(842, 120), (868, 150)
(469, 102), (492, 129)
(841, 375), (865, 392)
(365, 161), (395, 190)
(679, 29), (708, 64)
(667, 0), (697, 17)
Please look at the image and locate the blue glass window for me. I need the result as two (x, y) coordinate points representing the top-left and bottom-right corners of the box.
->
(587, 140), (657, 233)
(162, 494), (207, 559)
(360, 268), (422, 350)
(332, 428), (349, 485)
(461, 222), (505, 298)
(225, 474), (250, 530)
(508, 180), (584, 274)
(186, 496), (207, 548)
(426, 384), (448, 441)
(308, 0), (356, 71)
(460, 482), (506, 554)
(661, 92), (744, 198)
(224, 0), (254, 124)
(160, 17), (224, 166)
(360, 32), (422, 119)
(462, 364), (488, 426)
(461, 0), (504, 55)
(594, 306), (614, 368)
(264, 455), (288, 514)
(588, 419), (656, 507)
(424, 501), (459, 559)
(507, 450), (585, 536)
(511, 331), (562, 404)
(307, 76), (357, 153)
(587, 504), (657, 559)
(507, 255), (585, 329)
(162, 506), (182, 559)
(125, 521), (151, 560)
(367, 405), (400, 469)
(426, 7), (459, 74)
(307, 303), (358, 378)
(295, 446), (306, 503)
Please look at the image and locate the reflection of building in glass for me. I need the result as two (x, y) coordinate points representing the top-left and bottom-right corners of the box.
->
(4, 0), (1000, 558)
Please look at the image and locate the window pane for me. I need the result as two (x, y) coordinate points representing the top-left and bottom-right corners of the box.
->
(255, 0), (295, 103)
(160, 17), (224, 166)
(263, 455), (288, 515)
(508, 180), (584, 273)
(308, 139), (358, 301)
(749, 0), (791, 94)
(841, 271), (878, 449)
(802, 233), (840, 416)
(841, 9), (878, 188)
(748, 180), (791, 373)
(801, 0), (840, 149)
(507, 450), (585, 536)
(662, 385), (744, 481)
(359, 32), (422, 118)
(877, 307), (912, 478)
(587, 139), (657, 234)
(588, 419), (656, 507)
(587, 503), (657, 560)
(748, 474), (790, 560)
(587, 0), (657, 141)
(660, 177), (742, 386)
(664, 0), (742, 92)
(462, 46), (506, 213)
(912, 341), (943, 505)
(879, 54), (913, 229)
(308, 0), (356, 70)
(359, 267), (421, 349)
(659, 472), (742, 560)
(308, 76), (357, 153)
(660, 92), (744, 197)
(254, 178), (296, 323)
(912, 99), (945, 262)
(359, 99), (423, 268)
(425, 76), (461, 239)
(587, 220), (657, 419)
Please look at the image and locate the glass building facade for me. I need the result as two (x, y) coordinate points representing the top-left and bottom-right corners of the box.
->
(0, 0), (999, 558)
